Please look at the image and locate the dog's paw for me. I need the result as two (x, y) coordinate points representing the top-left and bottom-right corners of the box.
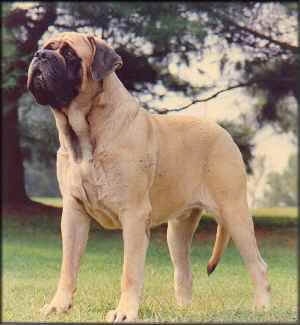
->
(176, 295), (192, 307)
(253, 298), (271, 312)
(105, 309), (138, 323)
(252, 288), (271, 312)
(41, 290), (73, 316)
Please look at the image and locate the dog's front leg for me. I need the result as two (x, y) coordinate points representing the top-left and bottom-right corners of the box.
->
(41, 197), (90, 315)
(106, 206), (151, 322)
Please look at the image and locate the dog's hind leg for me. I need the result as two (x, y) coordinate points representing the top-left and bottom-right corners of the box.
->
(167, 208), (202, 306)
(217, 196), (271, 311)
(205, 131), (271, 310)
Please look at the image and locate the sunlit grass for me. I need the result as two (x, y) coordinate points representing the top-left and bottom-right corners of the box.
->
(32, 196), (63, 208)
(252, 207), (298, 218)
(2, 215), (297, 322)
(31, 197), (298, 228)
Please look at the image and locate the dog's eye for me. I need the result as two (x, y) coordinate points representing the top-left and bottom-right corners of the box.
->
(61, 46), (75, 59)
(65, 49), (73, 57)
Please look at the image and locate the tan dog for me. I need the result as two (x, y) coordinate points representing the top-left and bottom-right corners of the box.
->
(27, 32), (271, 322)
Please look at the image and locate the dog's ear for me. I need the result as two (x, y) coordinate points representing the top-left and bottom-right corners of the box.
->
(87, 36), (123, 81)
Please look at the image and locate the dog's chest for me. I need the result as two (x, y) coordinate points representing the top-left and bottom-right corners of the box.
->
(68, 158), (125, 229)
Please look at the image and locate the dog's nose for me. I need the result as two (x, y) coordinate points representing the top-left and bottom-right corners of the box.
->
(34, 49), (48, 60)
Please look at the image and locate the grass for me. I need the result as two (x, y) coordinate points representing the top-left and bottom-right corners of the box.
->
(32, 196), (63, 208)
(2, 211), (298, 323)
(31, 196), (298, 227)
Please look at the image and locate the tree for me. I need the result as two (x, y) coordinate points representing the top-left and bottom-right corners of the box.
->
(241, 58), (298, 137)
(2, 2), (298, 209)
(248, 154), (267, 207)
(18, 94), (60, 197)
(260, 154), (297, 207)
(2, 3), (57, 208)
(198, 2), (298, 134)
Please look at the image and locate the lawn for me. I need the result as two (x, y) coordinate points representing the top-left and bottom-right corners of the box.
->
(2, 209), (297, 323)
(31, 196), (298, 227)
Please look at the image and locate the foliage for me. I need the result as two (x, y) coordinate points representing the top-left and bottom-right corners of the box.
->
(17, 94), (60, 197)
(219, 119), (255, 173)
(248, 155), (267, 207)
(2, 2), (57, 204)
(2, 2), (298, 202)
(242, 58), (298, 136)
(260, 154), (297, 207)
(18, 95), (59, 161)
(2, 4), (21, 108)
(2, 2), (57, 111)
(54, 2), (298, 109)
(191, 3), (298, 138)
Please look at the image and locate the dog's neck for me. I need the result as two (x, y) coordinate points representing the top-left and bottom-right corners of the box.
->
(53, 73), (140, 162)
(88, 73), (140, 152)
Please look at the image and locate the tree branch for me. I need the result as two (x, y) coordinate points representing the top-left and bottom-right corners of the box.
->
(204, 6), (299, 54)
(54, 22), (91, 29)
(150, 78), (293, 114)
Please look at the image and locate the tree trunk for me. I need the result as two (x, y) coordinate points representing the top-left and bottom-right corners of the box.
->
(2, 102), (61, 217)
(2, 3), (58, 213)
(2, 103), (29, 205)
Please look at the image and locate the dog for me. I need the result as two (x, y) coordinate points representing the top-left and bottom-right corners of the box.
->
(27, 32), (271, 322)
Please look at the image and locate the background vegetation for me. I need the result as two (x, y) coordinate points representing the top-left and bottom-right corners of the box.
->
(2, 2), (298, 208)
(1, 2), (298, 323)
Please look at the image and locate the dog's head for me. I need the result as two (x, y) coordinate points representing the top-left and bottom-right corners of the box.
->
(27, 32), (123, 109)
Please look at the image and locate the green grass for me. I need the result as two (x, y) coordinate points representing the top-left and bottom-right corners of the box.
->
(252, 207), (297, 218)
(31, 197), (298, 227)
(2, 214), (297, 323)
(32, 196), (63, 208)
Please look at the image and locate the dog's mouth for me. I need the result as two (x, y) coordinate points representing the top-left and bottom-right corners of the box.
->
(27, 60), (69, 108)
(27, 65), (52, 106)
(32, 68), (43, 81)
(27, 50), (82, 110)
(31, 68), (45, 90)
(28, 60), (45, 90)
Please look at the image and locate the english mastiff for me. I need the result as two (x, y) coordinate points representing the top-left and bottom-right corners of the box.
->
(27, 32), (271, 322)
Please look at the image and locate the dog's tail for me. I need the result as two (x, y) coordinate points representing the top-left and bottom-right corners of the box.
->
(207, 223), (230, 276)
